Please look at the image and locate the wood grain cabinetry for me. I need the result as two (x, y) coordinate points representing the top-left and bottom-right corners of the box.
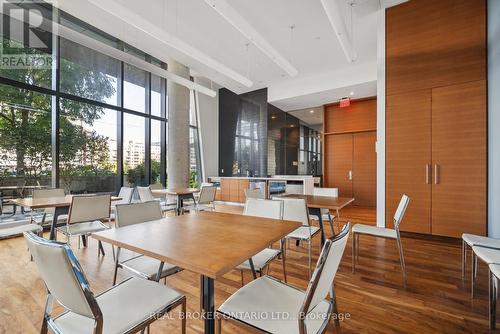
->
(325, 134), (353, 198)
(386, 90), (432, 233)
(385, 0), (486, 237)
(219, 178), (250, 203)
(430, 81), (486, 237)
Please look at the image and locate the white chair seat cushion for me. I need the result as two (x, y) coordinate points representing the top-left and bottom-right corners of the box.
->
(161, 204), (176, 212)
(183, 204), (213, 212)
(53, 277), (183, 334)
(472, 246), (500, 264)
(352, 224), (397, 239)
(286, 226), (320, 240)
(237, 248), (281, 271)
(57, 221), (109, 236)
(310, 214), (335, 221)
(490, 264), (500, 278)
(120, 255), (181, 280)
(0, 224), (42, 239)
(218, 276), (330, 334)
(463, 233), (500, 249)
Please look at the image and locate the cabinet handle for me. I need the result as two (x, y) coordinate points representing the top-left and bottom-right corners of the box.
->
(434, 164), (440, 184)
(348, 170), (352, 181)
(425, 164), (431, 184)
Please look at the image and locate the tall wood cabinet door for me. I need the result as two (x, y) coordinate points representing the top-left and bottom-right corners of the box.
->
(353, 131), (377, 207)
(324, 134), (353, 197)
(386, 90), (431, 233)
(431, 80), (486, 237)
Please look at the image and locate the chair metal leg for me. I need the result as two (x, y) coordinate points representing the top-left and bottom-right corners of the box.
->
(308, 239), (312, 279)
(112, 247), (121, 285)
(352, 232), (356, 273)
(181, 297), (187, 334)
(396, 237), (406, 287)
(281, 238), (287, 283)
(490, 270), (497, 329)
(462, 240), (467, 280)
(472, 253), (477, 299)
(331, 287), (341, 333)
(328, 213), (335, 237)
(98, 240), (105, 257)
(240, 270), (244, 287)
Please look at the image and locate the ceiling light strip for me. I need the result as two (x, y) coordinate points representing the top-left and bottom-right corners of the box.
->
(86, 0), (253, 88)
(204, 0), (299, 77)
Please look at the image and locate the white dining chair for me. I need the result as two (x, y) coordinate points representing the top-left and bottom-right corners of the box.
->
(489, 263), (500, 329)
(182, 185), (217, 212)
(216, 223), (351, 334)
(110, 187), (134, 220)
(462, 234), (500, 279)
(32, 188), (67, 225)
(310, 187), (338, 235)
(113, 201), (182, 285)
(136, 186), (176, 213)
(56, 194), (111, 256)
(470, 245), (500, 299)
(245, 188), (266, 200)
(236, 198), (286, 285)
(277, 197), (321, 278)
(24, 231), (186, 334)
(352, 194), (410, 286)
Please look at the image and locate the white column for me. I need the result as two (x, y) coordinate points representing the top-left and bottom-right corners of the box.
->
(167, 59), (190, 189)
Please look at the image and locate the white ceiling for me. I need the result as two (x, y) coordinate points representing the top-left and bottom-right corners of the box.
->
(55, 0), (403, 111)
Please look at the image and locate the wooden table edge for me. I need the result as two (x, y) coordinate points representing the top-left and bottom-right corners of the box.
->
(93, 218), (301, 279)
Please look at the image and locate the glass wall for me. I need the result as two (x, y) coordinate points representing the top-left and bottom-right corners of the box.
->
(299, 125), (322, 176)
(0, 5), (202, 195)
(0, 85), (52, 191)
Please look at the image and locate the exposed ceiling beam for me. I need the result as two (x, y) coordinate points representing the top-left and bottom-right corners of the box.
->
(0, 1), (217, 97)
(320, 0), (357, 63)
(203, 0), (299, 78)
(86, 0), (253, 88)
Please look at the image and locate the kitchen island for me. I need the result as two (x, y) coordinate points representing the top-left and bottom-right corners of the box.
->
(207, 176), (314, 203)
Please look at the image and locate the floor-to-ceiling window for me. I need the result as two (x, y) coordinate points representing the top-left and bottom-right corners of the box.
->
(0, 4), (201, 195)
(189, 89), (202, 186)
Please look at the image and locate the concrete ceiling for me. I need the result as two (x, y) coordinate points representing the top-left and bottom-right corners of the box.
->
(55, 0), (405, 111)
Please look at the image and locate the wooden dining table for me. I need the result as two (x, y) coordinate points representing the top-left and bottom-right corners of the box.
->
(151, 187), (200, 215)
(10, 195), (122, 241)
(281, 194), (354, 245)
(93, 211), (301, 334)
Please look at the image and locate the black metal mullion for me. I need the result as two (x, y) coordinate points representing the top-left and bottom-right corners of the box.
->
(51, 8), (60, 189)
(144, 70), (151, 186)
(160, 67), (167, 186)
(116, 58), (124, 191)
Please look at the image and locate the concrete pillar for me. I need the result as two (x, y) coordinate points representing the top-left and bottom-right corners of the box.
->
(167, 60), (190, 189)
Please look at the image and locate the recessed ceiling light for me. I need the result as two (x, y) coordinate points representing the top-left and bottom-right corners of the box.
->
(309, 110), (315, 114)
(271, 115), (277, 119)
(349, 91), (354, 96)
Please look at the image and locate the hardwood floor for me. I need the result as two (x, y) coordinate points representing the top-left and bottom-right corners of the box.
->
(0, 205), (497, 333)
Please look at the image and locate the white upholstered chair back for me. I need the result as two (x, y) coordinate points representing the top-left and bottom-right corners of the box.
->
(68, 195), (111, 224)
(33, 188), (65, 215)
(245, 188), (265, 200)
(114, 187), (134, 206)
(24, 232), (98, 319)
(136, 186), (155, 202)
(198, 186), (217, 204)
(303, 223), (350, 313)
(394, 195), (410, 228)
(33, 188), (65, 199)
(277, 197), (309, 227)
(244, 198), (282, 220)
(313, 187), (339, 197)
(115, 201), (163, 228)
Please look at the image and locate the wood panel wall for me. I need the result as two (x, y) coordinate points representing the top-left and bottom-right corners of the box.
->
(386, 0), (486, 96)
(324, 98), (376, 134)
(386, 0), (487, 237)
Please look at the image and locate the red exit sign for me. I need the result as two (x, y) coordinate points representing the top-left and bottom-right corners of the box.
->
(339, 98), (351, 108)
